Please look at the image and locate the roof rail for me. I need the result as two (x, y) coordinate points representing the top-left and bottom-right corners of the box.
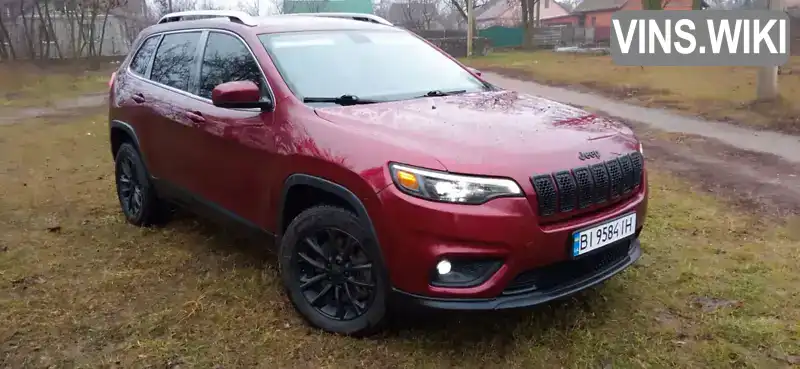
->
(157, 10), (259, 26)
(287, 12), (393, 26)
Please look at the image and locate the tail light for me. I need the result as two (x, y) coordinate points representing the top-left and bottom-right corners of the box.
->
(108, 71), (117, 90)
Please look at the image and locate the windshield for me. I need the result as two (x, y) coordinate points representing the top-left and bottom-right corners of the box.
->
(258, 30), (489, 103)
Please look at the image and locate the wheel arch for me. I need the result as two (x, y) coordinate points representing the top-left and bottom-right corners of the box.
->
(277, 174), (379, 241)
(110, 120), (141, 159)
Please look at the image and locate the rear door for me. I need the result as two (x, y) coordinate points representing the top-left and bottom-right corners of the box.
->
(112, 34), (162, 167)
(144, 30), (205, 189)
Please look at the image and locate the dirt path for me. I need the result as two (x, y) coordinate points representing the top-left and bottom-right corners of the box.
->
(0, 93), (107, 125)
(483, 72), (800, 217)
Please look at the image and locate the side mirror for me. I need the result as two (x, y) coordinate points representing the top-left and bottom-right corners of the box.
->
(467, 67), (482, 77)
(212, 80), (273, 111)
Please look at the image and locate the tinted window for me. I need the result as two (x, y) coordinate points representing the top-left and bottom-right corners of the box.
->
(150, 32), (201, 92)
(198, 32), (264, 99)
(129, 35), (160, 76)
(258, 30), (488, 103)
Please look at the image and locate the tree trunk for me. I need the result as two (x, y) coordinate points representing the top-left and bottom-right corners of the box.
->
(0, 11), (17, 60)
(521, 0), (531, 48)
(65, 9), (77, 58)
(34, 0), (48, 60)
(98, 3), (112, 57)
(43, 0), (64, 59)
(88, 3), (99, 57)
(19, 0), (36, 59)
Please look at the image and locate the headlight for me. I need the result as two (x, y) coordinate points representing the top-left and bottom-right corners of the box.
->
(389, 163), (523, 204)
(638, 142), (644, 157)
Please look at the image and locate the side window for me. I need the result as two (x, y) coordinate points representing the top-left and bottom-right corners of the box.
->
(150, 31), (202, 92)
(198, 32), (264, 100)
(129, 35), (160, 76)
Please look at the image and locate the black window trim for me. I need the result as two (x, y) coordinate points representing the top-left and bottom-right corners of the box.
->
(195, 29), (271, 103)
(125, 28), (276, 111)
(127, 33), (163, 78)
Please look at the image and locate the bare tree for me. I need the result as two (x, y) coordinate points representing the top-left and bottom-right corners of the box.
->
(197, 0), (226, 10)
(236, 0), (259, 15)
(447, 0), (490, 30)
(374, 0), (391, 19)
(150, 0), (196, 18)
(0, 0), (18, 60)
(401, 0), (440, 31)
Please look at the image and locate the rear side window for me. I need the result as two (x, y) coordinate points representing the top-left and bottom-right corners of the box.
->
(198, 32), (264, 99)
(129, 35), (160, 76)
(150, 31), (202, 92)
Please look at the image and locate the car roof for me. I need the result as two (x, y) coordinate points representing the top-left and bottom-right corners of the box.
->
(143, 13), (399, 37)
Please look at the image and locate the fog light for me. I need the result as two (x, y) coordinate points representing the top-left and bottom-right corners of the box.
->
(430, 259), (503, 288)
(436, 260), (452, 275)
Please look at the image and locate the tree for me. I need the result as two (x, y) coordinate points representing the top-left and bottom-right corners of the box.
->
(237, 0), (259, 15)
(448, 0), (490, 35)
(0, 0), (18, 60)
(401, 0), (440, 31)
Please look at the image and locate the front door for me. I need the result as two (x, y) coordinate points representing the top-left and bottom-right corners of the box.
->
(179, 30), (277, 225)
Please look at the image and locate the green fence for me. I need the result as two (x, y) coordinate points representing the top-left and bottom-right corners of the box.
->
(478, 26), (524, 48)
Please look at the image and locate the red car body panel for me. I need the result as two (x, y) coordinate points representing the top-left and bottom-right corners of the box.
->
(109, 16), (648, 307)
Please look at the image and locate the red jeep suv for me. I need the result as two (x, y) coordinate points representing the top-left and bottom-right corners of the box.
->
(108, 10), (648, 336)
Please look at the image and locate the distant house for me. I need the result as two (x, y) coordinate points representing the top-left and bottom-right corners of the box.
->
(572, 0), (705, 28)
(476, 0), (578, 28)
(283, 0), (374, 15)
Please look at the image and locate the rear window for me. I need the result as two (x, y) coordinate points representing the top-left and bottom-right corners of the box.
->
(258, 30), (487, 103)
(129, 35), (160, 76)
(150, 31), (202, 92)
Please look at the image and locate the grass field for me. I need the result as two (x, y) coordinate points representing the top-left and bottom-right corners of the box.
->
(0, 62), (114, 109)
(464, 51), (800, 134)
(1, 107), (798, 368)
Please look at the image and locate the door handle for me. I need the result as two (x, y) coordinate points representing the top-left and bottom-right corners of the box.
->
(131, 93), (145, 103)
(185, 111), (205, 123)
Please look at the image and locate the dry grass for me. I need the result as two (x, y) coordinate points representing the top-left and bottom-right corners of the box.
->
(0, 62), (115, 109)
(464, 51), (800, 134)
(1, 108), (799, 368)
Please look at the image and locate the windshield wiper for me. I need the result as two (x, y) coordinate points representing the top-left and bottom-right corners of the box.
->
(420, 89), (467, 98)
(303, 95), (382, 106)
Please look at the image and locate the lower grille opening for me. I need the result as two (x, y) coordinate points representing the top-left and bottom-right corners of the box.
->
(502, 239), (633, 295)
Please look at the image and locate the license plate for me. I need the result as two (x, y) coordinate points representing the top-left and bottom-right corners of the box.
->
(572, 213), (637, 257)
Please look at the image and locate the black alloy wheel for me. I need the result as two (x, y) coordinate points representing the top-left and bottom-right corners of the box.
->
(294, 227), (377, 321)
(114, 143), (169, 226)
(280, 205), (389, 336)
(117, 155), (144, 218)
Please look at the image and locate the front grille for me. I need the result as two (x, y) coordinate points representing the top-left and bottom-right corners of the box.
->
(554, 171), (576, 212)
(502, 239), (632, 295)
(530, 152), (643, 217)
(532, 174), (557, 216)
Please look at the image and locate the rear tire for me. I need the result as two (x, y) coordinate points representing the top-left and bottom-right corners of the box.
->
(279, 205), (389, 336)
(114, 143), (169, 226)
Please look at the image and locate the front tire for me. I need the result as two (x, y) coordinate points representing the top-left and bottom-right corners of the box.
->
(279, 206), (389, 336)
(114, 143), (168, 226)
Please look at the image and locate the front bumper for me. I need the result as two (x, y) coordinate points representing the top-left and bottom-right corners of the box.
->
(373, 178), (648, 298)
(392, 237), (642, 310)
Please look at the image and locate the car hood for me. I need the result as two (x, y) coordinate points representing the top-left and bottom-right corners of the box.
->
(314, 90), (639, 178)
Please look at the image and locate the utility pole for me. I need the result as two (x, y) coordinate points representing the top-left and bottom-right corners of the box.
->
(757, 0), (782, 100)
(466, 0), (474, 57)
(168, 0), (173, 12)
